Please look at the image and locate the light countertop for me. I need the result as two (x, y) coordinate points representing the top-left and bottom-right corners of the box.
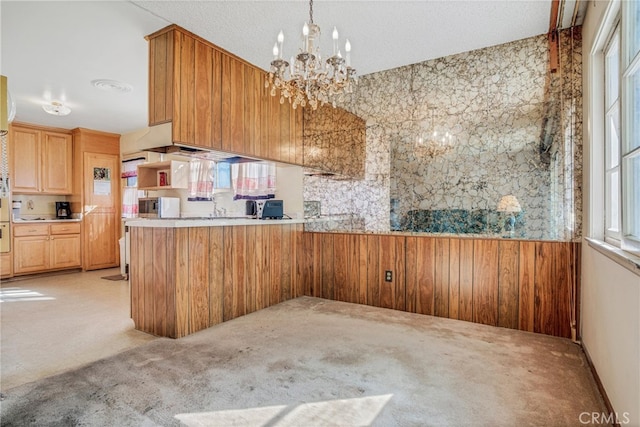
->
(13, 218), (82, 224)
(125, 217), (305, 228)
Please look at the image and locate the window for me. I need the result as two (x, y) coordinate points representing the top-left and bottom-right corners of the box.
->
(601, 3), (640, 255)
(621, 0), (640, 253)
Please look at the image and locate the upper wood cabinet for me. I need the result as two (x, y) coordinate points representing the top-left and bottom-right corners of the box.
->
(10, 123), (73, 194)
(148, 26), (227, 152)
(146, 25), (303, 165)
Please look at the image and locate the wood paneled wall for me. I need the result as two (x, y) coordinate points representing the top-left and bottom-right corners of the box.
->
(129, 224), (303, 338)
(301, 232), (580, 339)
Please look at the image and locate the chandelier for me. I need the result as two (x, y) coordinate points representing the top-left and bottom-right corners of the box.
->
(266, 0), (357, 110)
(415, 108), (455, 158)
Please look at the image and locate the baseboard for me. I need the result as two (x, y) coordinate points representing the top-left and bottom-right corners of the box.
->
(1, 268), (81, 283)
(581, 342), (620, 427)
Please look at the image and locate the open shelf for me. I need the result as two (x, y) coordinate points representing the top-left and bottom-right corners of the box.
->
(137, 160), (189, 190)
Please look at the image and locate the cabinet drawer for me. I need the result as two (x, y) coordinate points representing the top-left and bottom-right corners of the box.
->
(50, 222), (81, 235)
(13, 224), (49, 237)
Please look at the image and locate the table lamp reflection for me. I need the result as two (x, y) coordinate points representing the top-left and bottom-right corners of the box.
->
(497, 195), (521, 238)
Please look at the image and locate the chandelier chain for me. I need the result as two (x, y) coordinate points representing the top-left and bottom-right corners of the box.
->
(309, 0), (314, 24)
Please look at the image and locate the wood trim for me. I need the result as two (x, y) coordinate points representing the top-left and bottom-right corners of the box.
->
(548, 0), (560, 73)
(10, 121), (72, 134)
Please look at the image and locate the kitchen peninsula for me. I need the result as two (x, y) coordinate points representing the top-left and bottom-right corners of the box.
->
(127, 218), (304, 338)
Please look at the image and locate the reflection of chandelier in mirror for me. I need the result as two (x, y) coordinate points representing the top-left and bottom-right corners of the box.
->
(415, 108), (455, 158)
(266, 0), (357, 110)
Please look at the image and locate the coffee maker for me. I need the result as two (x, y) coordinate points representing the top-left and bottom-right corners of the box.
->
(55, 201), (72, 219)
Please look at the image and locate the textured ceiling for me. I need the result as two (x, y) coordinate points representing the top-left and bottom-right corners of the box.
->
(1, 1), (561, 135)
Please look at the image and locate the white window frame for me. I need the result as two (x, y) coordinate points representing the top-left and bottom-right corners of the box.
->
(620, 0), (640, 254)
(593, 1), (640, 257)
(604, 23), (622, 245)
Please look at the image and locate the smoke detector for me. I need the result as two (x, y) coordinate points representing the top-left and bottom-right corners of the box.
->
(91, 79), (133, 93)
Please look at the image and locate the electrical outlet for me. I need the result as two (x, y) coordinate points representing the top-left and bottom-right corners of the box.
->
(385, 270), (392, 282)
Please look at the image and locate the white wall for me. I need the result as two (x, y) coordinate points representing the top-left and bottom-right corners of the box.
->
(582, 1), (640, 424)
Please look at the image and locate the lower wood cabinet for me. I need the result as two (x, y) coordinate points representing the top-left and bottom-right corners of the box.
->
(0, 252), (12, 278)
(13, 222), (81, 275)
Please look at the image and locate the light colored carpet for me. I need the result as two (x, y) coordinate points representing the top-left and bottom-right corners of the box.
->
(0, 268), (157, 391)
(0, 297), (605, 426)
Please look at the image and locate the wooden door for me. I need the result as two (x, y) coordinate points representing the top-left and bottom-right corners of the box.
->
(148, 29), (175, 126)
(292, 107), (304, 166)
(221, 54), (245, 154)
(41, 131), (73, 194)
(191, 41), (222, 150)
(243, 65), (262, 157)
(10, 126), (40, 193)
(267, 91), (282, 161)
(279, 100), (292, 163)
(14, 236), (49, 273)
(50, 234), (81, 269)
(83, 152), (120, 270)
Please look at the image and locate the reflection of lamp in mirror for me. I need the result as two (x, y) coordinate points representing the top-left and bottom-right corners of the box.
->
(497, 195), (521, 238)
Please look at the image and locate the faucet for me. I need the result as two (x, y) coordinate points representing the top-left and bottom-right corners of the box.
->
(212, 198), (227, 218)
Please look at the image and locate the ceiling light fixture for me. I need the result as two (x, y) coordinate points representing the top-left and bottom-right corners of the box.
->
(42, 101), (71, 116)
(91, 79), (133, 93)
(266, 0), (357, 110)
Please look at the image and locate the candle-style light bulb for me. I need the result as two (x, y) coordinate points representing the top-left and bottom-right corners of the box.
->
(273, 42), (279, 60)
(332, 27), (339, 55)
(345, 39), (351, 66)
(302, 22), (309, 52)
(277, 30), (284, 59)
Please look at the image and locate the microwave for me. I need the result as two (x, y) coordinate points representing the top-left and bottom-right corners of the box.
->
(139, 197), (180, 218)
